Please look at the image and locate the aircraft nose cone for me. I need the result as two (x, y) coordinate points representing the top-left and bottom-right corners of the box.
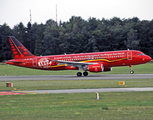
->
(146, 55), (152, 62)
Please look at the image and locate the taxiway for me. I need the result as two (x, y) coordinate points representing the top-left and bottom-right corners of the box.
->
(0, 74), (153, 81)
(26, 87), (153, 94)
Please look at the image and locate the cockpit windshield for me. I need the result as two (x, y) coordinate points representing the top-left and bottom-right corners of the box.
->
(137, 53), (145, 56)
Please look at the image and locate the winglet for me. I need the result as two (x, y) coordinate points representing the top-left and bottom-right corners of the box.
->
(8, 36), (35, 59)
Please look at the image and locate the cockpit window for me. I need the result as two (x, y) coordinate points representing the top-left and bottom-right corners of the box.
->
(137, 53), (145, 56)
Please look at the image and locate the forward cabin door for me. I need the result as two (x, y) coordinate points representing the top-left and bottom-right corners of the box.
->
(127, 51), (132, 60)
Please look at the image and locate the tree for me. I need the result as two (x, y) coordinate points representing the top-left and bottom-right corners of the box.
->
(33, 23), (46, 56)
(26, 22), (33, 53)
(43, 22), (61, 55)
(0, 23), (13, 61)
(1, 16), (153, 60)
(126, 28), (139, 50)
(139, 20), (150, 56)
(13, 22), (26, 44)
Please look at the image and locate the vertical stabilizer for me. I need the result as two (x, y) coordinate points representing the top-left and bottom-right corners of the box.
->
(8, 36), (35, 59)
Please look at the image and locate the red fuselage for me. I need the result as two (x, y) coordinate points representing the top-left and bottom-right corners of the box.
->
(7, 50), (151, 71)
(6, 36), (151, 76)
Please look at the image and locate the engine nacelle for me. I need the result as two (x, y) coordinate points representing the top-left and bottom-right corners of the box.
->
(103, 67), (112, 72)
(88, 64), (103, 72)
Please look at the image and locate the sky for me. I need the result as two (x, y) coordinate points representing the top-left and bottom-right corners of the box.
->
(0, 0), (153, 28)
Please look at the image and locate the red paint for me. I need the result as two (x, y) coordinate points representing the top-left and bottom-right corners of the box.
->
(20, 54), (24, 57)
(14, 55), (19, 59)
(13, 51), (17, 54)
(6, 36), (152, 76)
(24, 52), (27, 54)
(88, 64), (103, 72)
(0, 91), (27, 95)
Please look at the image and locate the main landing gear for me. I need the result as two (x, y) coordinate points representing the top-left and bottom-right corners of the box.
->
(129, 65), (134, 74)
(77, 71), (88, 77)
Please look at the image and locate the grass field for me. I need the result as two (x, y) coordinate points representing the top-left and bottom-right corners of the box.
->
(1, 92), (153, 120)
(0, 63), (153, 119)
(1, 79), (153, 91)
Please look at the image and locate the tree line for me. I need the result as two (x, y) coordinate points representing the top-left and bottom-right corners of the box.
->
(0, 16), (153, 61)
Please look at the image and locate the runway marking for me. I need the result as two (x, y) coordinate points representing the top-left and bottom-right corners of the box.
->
(14, 91), (38, 94)
(0, 91), (27, 95)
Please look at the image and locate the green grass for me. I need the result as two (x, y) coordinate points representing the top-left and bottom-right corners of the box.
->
(0, 62), (153, 76)
(1, 63), (153, 119)
(0, 92), (153, 120)
(1, 79), (153, 91)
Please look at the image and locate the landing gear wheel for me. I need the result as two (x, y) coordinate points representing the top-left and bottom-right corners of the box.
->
(77, 72), (82, 77)
(129, 65), (134, 74)
(83, 71), (88, 76)
(130, 70), (134, 74)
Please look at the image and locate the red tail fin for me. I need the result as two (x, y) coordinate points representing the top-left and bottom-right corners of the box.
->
(8, 36), (35, 59)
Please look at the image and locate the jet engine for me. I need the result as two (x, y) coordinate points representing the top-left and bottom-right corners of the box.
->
(88, 64), (103, 72)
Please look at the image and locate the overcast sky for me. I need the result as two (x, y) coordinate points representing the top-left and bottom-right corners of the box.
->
(0, 0), (153, 28)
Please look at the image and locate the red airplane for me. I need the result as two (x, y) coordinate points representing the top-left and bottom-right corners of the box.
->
(6, 36), (151, 77)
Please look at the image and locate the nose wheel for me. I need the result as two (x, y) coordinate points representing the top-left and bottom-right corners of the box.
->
(130, 70), (134, 74)
(129, 65), (134, 74)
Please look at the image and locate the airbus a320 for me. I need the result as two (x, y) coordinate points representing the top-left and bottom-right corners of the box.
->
(6, 36), (151, 77)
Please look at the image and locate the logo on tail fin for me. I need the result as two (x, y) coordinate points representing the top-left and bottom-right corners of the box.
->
(8, 36), (34, 59)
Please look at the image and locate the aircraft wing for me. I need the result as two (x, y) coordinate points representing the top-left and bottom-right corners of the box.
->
(53, 60), (98, 67)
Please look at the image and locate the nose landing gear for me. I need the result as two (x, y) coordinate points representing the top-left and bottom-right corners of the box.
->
(129, 65), (134, 74)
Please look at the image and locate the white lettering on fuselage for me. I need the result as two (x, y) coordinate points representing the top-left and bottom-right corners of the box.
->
(38, 58), (52, 68)
(54, 52), (125, 60)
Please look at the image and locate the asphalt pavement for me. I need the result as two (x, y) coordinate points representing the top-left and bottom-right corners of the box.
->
(0, 74), (153, 81)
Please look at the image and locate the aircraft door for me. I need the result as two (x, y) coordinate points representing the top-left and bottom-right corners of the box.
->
(32, 58), (37, 67)
(127, 51), (132, 60)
